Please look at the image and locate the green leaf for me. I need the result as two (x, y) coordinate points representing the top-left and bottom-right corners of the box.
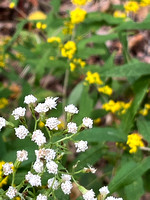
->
(50, 0), (61, 13)
(68, 82), (84, 105)
(137, 119), (150, 143)
(109, 157), (150, 193)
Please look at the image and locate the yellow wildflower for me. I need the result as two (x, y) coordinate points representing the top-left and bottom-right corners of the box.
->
(63, 21), (75, 35)
(28, 11), (47, 20)
(139, 108), (148, 116)
(47, 37), (61, 43)
(85, 71), (103, 85)
(70, 8), (87, 24)
(36, 22), (42, 29)
(41, 24), (47, 29)
(0, 98), (9, 109)
(140, 0), (150, 6)
(0, 161), (8, 188)
(61, 41), (76, 59)
(38, 121), (45, 128)
(9, 2), (15, 9)
(71, 0), (91, 6)
(124, 1), (140, 13)
(94, 118), (101, 125)
(70, 58), (86, 72)
(127, 133), (144, 153)
(15, 197), (21, 200)
(145, 103), (150, 109)
(0, 62), (5, 68)
(113, 11), (126, 18)
(98, 85), (113, 96)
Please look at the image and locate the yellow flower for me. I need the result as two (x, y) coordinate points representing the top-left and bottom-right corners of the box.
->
(94, 118), (101, 125)
(28, 11), (47, 20)
(70, 8), (87, 24)
(0, 98), (9, 109)
(0, 161), (8, 188)
(0, 62), (5, 68)
(70, 58), (86, 72)
(41, 24), (47, 29)
(71, 0), (91, 6)
(47, 37), (61, 43)
(63, 21), (75, 35)
(140, 0), (150, 6)
(85, 71), (103, 85)
(38, 121), (45, 128)
(139, 108), (148, 116)
(9, 2), (15, 9)
(113, 11), (126, 18)
(36, 22), (42, 29)
(98, 85), (113, 96)
(49, 56), (55, 61)
(127, 133), (144, 153)
(15, 197), (21, 200)
(61, 41), (76, 59)
(124, 1), (140, 13)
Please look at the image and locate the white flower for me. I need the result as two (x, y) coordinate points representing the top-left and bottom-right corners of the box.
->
(82, 117), (93, 129)
(45, 97), (58, 110)
(33, 160), (44, 173)
(0, 117), (6, 130)
(14, 125), (29, 139)
(17, 150), (28, 162)
(2, 163), (13, 175)
(35, 148), (47, 160)
(12, 107), (26, 120)
(61, 174), (71, 182)
(46, 161), (58, 174)
(83, 189), (96, 200)
(45, 149), (56, 161)
(75, 140), (88, 152)
(61, 181), (73, 195)
(32, 130), (46, 146)
(84, 166), (97, 174)
(36, 194), (47, 200)
(47, 177), (59, 190)
(25, 171), (41, 187)
(45, 117), (61, 130)
(99, 186), (109, 198)
(67, 122), (77, 134)
(65, 104), (79, 114)
(34, 103), (49, 113)
(6, 186), (17, 199)
(24, 94), (37, 104)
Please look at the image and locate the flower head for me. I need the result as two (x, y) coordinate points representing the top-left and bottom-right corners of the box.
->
(127, 133), (144, 153)
(12, 107), (26, 120)
(0, 117), (6, 130)
(71, 0), (91, 6)
(34, 103), (49, 113)
(25, 171), (41, 187)
(47, 177), (59, 190)
(65, 104), (79, 114)
(61, 41), (76, 59)
(45, 148), (56, 161)
(15, 125), (29, 139)
(75, 140), (88, 152)
(124, 1), (140, 13)
(45, 97), (58, 110)
(67, 122), (78, 134)
(24, 94), (37, 104)
(99, 186), (109, 198)
(33, 160), (44, 173)
(6, 186), (17, 199)
(61, 174), (71, 182)
(46, 161), (58, 174)
(32, 130), (46, 146)
(36, 194), (47, 200)
(61, 181), (73, 195)
(83, 189), (96, 200)
(82, 117), (93, 129)
(2, 163), (13, 175)
(70, 8), (87, 24)
(45, 117), (61, 130)
(17, 150), (28, 162)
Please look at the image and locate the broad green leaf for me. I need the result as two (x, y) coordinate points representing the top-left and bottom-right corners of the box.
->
(109, 157), (150, 193)
(68, 82), (84, 105)
(137, 119), (150, 143)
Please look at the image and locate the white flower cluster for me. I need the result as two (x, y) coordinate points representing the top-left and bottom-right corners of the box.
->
(99, 186), (110, 198)
(17, 150), (28, 162)
(61, 174), (72, 195)
(25, 171), (41, 187)
(12, 107), (26, 120)
(46, 160), (58, 174)
(6, 186), (17, 199)
(36, 194), (47, 200)
(33, 160), (44, 173)
(24, 94), (37, 104)
(2, 163), (13, 175)
(15, 125), (29, 139)
(75, 140), (88, 152)
(32, 130), (46, 146)
(45, 117), (61, 130)
(83, 189), (97, 200)
(47, 177), (59, 190)
(0, 117), (6, 130)
(65, 104), (79, 114)
(67, 122), (77, 134)
(82, 117), (93, 129)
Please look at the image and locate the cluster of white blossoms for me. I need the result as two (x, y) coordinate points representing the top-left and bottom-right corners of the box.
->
(0, 94), (123, 200)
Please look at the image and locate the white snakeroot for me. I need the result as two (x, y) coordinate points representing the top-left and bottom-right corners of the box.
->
(17, 150), (28, 162)
(65, 104), (79, 114)
(15, 125), (29, 139)
(6, 186), (17, 199)
(45, 97), (58, 110)
(2, 163), (13, 176)
(45, 117), (61, 130)
(24, 94), (37, 104)
(75, 140), (88, 152)
(45, 149), (56, 161)
(36, 194), (47, 200)
(32, 130), (46, 146)
(46, 161), (58, 174)
(99, 186), (109, 198)
(82, 117), (93, 129)
(12, 107), (26, 120)
(33, 160), (44, 173)
(0, 117), (6, 130)
(47, 178), (59, 190)
(61, 174), (71, 182)
(83, 189), (96, 200)
(67, 122), (77, 134)
(25, 171), (41, 187)
(34, 103), (49, 113)
(61, 181), (73, 195)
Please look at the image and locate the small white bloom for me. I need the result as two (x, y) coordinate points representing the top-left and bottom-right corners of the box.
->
(14, 125), (29, 139)
(45, 117), (61, 130)
(67, 122), (77, 134)
(17, 150), (28, 162)
(12, 107), (26, 120)
(36, 194), (47, 200)
(83, 189), (96, 200)
(2, 163), (13, 176)
(45, 97), (58, 110)
(61, 181), (73, 195)
(32, 130), (46, 146)
(65, 104), (79, 114)
(24, 94), (37, 104)
(82, 117), (93, 129)
(84, 166), (97, 174)
(33, 160), (44, 173)
(99, 186), (109, 198)
(47, 177), (59, 190)
(35, 148), (47, 160)
(45, 149), (56, 161)
(6, 186), (17, 199)
(75, 140), (88, 152)
(35, 103), (49, 113)
(46, 160), (58, 174)
(0, 117), (6, 130)
(61, 174), (71, 182)
(25, 171), (41, 187)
